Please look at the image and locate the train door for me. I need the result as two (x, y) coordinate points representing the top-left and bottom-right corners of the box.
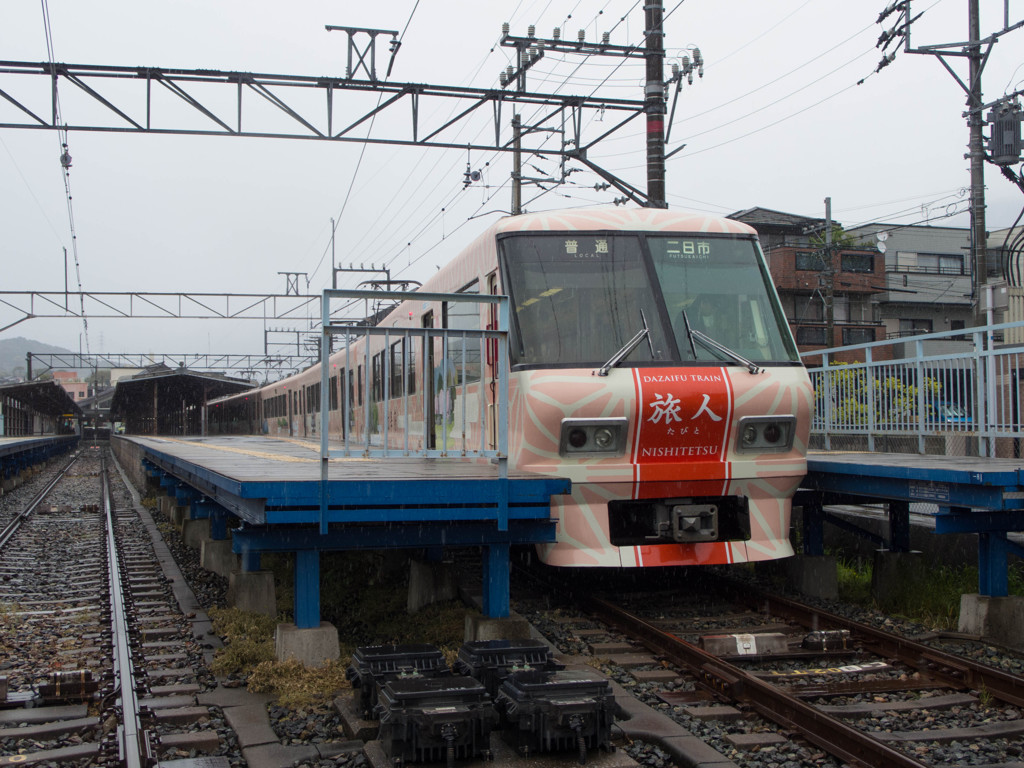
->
(486, 272), (499, 449)
(422, 311), (435, 449)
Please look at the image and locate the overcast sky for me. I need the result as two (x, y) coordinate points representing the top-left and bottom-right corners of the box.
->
(1, 0), (1023, 362)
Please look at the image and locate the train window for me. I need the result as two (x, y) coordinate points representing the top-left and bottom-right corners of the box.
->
(372, 353), (383, 401)
(407, 339), (416, 395)
(445, 280), (482, 384)
(499, 235), (669, 367)
(330, 375), (339, 411)
(648, 236), (798, 363)
(390, 340), (404, 396)
(357, 365), (363, 405)
(500, 232), (799, 367)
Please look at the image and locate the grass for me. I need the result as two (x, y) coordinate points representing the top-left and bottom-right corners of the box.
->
(209, 607), (278, 675)
(835, 554), (1024, 630)
(207, 552), (473, 706)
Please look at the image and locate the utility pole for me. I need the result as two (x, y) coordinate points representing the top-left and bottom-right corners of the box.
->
(644, 0), (667, 209)
(511, 114), (522, 215)
(966, 0), (987, 325)
(880, 0), (1024, 326)
(824, 197), (835, 347)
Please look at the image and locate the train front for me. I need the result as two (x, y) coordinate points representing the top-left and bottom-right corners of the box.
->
(497, 210), (812, 567)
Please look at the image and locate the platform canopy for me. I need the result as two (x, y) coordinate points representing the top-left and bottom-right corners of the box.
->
(111, 365), (254, 435)
(0, 379), (83, 418)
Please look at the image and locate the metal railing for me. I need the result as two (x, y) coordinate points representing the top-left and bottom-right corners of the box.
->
(315, 288), (511, 531)
(801, 321), (1024, 456)
(317, 288), (508, 460)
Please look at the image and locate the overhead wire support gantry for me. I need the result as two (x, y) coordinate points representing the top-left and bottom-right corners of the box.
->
(0, 58), (643, 157)
(0, 5), (684, 207)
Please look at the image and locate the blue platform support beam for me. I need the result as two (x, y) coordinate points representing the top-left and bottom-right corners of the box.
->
(482, 542), (511, 618)
(801, 501), (825, 556)
(806, 453), (1024, 598)
(978, 532), (1010, 597)
(889, 501), (911, 552)
(294, 549), (321, 629)
(209, 506), (229, 540)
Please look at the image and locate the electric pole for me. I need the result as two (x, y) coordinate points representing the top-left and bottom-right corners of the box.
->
(966, 0), (987, 325)
(512, 114), (522, 215)
(878, 0), (1024, 325)
(645, 0), (667, 208)
(824, 197), (835, 347)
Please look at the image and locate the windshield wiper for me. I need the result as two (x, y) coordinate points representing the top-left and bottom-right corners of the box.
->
(596, 309), (652, 377)
(681, 310), (762, 375)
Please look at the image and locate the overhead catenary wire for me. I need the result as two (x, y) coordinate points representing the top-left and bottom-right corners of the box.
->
(40, 0), (91, 357)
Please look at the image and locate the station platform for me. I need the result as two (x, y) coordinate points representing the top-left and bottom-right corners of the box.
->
(0, 434), (78, 492)
(113, 435), (570, 654)
(796, 450), (1024, 649)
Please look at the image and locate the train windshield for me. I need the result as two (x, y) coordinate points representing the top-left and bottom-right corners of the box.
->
(500, 232), (798, 368)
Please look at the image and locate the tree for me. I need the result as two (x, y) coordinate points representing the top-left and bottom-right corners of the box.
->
(819, 361), (943, 428)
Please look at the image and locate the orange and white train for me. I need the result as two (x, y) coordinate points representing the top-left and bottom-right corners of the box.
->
(208, 207), (812, 568)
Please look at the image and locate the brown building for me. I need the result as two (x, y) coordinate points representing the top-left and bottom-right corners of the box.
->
(730, 207), (887, 364)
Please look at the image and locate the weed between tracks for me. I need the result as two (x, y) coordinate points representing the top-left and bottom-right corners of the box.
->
(207, 552), (470, 706)
(836, 555), (1024, 629)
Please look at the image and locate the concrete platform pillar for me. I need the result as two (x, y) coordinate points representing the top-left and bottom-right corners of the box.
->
(872, 550), (926, 607)
(464, 612), (532, 641)
(201, 537), (237, 578)
(784, 554), (838, 600)
(408, 559), (457, 613)
(275, 622), (339, 666)
(158, 494), (174, 515)
(182, 517), (211, 550)
(959, 594), (1024, 652)
(226, 569), (276, 617)
(170, 504), (189, 529)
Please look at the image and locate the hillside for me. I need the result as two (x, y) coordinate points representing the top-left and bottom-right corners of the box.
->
(0, 337), (75, 378)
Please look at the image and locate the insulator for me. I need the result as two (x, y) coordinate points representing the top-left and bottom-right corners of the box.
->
(529, 45), (539, 60)
(578, 29), (585, 42)
(506, 65), (515, 79)
(553, 27), (561, 39)
(527, 25), (535, 37)
(521, 50), (529, 66)
(502, 22), (510, 35)
(602, 31), (610, 44)
(671, 63), (679, 77)
(500, 72), (508, 86)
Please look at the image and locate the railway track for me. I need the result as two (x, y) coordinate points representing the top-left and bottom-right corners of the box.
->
(0, 447), (233, 767)
(515, 568), (1024, 768)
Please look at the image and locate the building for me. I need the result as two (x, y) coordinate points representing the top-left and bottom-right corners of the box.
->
(845, 222), (973, 340)
(730, 208), (886, 363)
(729, 207), (979, 362)
(51, 370), (90, 402)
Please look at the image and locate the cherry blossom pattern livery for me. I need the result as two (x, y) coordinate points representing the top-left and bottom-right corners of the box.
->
(207, 207), (812, 569)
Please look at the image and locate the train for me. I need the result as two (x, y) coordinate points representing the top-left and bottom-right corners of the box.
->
(208, 207), (813, 568)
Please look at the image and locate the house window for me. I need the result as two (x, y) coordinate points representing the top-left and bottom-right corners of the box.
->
(917, 253), (964, 275)
(841, 252), (873, 273)
(842, 327), (875, 345)
(796, 297), (823, 322)
(899, 318), (932, 337)
(795, 251), (825, 271)
(796, 326), (827, 345)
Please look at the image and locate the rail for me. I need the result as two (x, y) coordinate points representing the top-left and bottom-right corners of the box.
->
(801, 320), (1024, 455)
(101, 456), (153, 768)
(0, 450), (78, 548)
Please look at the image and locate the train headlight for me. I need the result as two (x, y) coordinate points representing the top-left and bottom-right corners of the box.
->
(736, 416), (796, 453)
(559, 418), (628, 457)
